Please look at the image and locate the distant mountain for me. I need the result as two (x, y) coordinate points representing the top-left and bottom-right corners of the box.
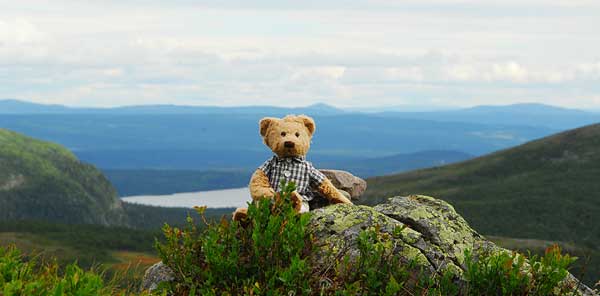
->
(462, 103), (586, 115)
(380, 103), (600, 130)
(0, 99), (72, 113)
(327, 150), (474, 178)
(0, 113), (552, 170)
(363, 124), (600, 250)
(0, 99), (345, 116)
(3, 99), (599, 130)
(0, 128), (127, 225)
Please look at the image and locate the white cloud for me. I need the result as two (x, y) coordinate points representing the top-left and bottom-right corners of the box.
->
(0, 1), (599, 109)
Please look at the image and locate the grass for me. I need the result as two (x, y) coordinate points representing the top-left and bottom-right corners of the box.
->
(0, 223), (159, 292)
(0, 244), (152, 295)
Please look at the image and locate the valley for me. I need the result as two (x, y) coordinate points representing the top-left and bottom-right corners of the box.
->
(1, 101), (599, 287)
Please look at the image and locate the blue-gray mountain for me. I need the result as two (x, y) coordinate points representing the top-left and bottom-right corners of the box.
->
(2, 99), (599, 129)
(0, 103), (555, 170)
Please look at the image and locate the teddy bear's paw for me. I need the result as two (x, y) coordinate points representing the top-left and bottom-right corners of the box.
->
(290, 191), (303, 213)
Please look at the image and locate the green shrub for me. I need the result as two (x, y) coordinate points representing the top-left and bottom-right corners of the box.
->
(155, 181), (579, 295)
(464, 245), (577, 296)
(0, 244), (137, 296)
(155, 181), (311, 295)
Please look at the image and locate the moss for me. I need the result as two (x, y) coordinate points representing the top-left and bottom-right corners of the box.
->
(398, 227), (422, 245)
(321, 204), (367, 233)
(397, 244), (430, 266)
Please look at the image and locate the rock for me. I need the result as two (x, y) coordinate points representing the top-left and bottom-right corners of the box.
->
(309, 195), (495, 282)
(141, 195), (595, 295)
(140, 261), (174, 292)
(309, 195), (596, 296)
(319, 169), (367, 199)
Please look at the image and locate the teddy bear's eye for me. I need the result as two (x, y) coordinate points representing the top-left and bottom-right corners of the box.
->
(295, 132), (300, 137)
(281, 132), (286, 137)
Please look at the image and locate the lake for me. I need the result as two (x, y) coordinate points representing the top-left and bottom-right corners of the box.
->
(121, 187), (250, 208)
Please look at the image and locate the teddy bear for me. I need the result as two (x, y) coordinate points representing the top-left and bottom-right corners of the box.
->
(233, 115), (352, 220)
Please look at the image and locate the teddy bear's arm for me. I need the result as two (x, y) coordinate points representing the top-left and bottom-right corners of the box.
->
(249, 169), (276, 200)
(318, 178), (353, 204)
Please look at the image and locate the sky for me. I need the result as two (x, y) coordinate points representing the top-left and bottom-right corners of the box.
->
(1, 0), (599, 109)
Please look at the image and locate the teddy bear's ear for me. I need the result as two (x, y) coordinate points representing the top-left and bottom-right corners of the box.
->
(297, 115), (316, 136)
(259, 117), (278, 137)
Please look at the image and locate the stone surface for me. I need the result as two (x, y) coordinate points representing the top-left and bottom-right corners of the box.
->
(140, 261), (174, 292)
(142, 195), (596, 295)
(319, 169), (367, 199)
(309, 195), (596, 296)
(308, 195), (496, 283)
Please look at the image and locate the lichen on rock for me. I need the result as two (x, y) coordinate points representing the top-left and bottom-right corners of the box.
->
(140, 261), (174, 292)
(308, 195), (596, 295)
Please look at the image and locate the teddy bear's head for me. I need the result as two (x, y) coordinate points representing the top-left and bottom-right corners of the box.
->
(259, 115), (316, 158)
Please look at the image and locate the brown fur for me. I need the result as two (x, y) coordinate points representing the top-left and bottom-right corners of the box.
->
(318, 179), (352, 204)
(249, 169), (275, 200)
(260, 115), (314, 158)
(233, 115), (352, 221)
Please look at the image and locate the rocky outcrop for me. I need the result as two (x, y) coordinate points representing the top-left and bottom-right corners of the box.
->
(0, 174), (25, 191)
(141, 261), (174, 292)
(142, 195), (596, 295)
(320, 169), (367, 200)
(310, 195), (595, 295)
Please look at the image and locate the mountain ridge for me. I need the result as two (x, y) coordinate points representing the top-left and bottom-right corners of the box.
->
(0, 99), (345, 115)
(363, 123), (600, 248)
(2, 99), (596, 115)
(3, 99), (598, 131)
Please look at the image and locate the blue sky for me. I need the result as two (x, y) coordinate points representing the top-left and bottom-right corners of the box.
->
(1, 0), (599, 109)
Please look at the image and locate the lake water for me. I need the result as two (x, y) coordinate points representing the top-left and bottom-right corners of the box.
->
(121, 187), (250, 208)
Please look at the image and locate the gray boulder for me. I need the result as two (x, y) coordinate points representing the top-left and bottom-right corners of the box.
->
(320, 169), (367, 200)
(309, 195), (596, 295)
(140, 261), (174, 292)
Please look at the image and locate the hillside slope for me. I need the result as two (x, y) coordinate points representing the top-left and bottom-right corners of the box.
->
(363, 124), (600, 248)
(0, 128), (127, 225)
(332, 150), (473, 178)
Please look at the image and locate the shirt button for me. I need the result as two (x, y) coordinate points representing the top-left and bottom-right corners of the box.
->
(286, 158), (291, 163)
(284, 171), (291, 178)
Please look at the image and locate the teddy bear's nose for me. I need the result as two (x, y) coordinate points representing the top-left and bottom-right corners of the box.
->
(284, 141), (295, 148)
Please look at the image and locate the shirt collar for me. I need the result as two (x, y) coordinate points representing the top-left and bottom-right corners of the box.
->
(274, 155), (305, 163)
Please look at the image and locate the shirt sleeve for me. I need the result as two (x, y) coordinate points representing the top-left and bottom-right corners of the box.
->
(307, 162), (326, 188)
(258, 156), (274, 176)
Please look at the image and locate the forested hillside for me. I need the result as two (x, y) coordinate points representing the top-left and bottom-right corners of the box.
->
(363, 124), (600, 248)
(0, 128), (233, 229)
(0, 128), (127, 225)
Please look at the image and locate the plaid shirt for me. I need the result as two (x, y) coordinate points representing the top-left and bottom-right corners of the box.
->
(258, 155), (326, 201)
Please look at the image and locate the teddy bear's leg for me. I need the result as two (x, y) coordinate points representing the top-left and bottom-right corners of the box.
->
(232, 207), (248, 221)
(318, 179), (353, 204)
(249, 169), (275, 200)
